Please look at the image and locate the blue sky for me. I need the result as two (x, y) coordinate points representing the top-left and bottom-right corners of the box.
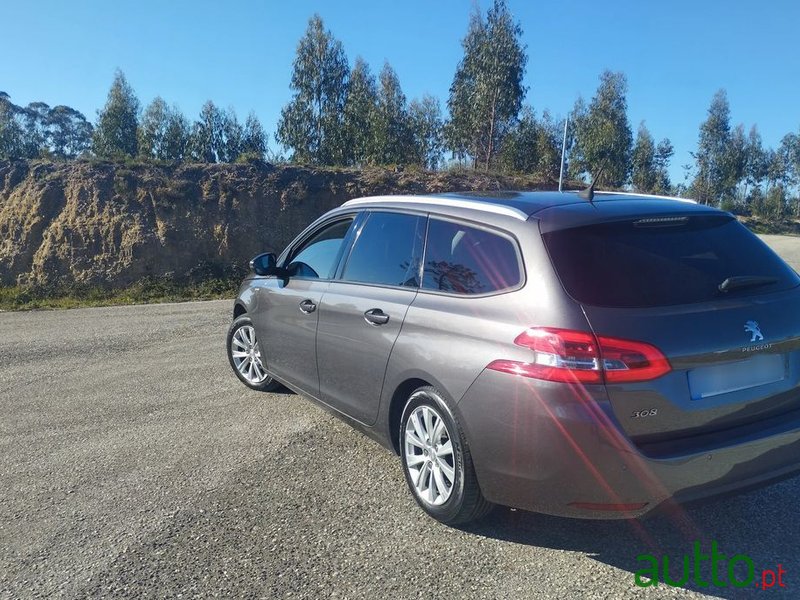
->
(3, 0), (799, 182)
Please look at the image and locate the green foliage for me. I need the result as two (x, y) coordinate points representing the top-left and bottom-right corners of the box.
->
(631, 123), (672, 194)
(240, 112), (267, 160)
(690, 90), (744, 205)
(498, 105), (537, 173)
(745, 126), (768, 190)
(0, 93), (25, 159)
(161, 105), (191, 161)
(408, 94), (444, 170)
(93, 70), (140, 159)
(373, 62), (415, 165)
(4, 11), (800, 223)
(342, 57), (379, 166)
(187, 103), (257, 163)
(48, 105), (93, 158)
(138, 96), (169, 159)
(138, 97), (192, 161)
(276, 14), (349, 165)
(189, 100), (223, 162)
(570, 71), (633, 187)
(497, 107), (564, 181)
(218, 108), (244, 163)
(533, 111), (563, 182)
(0, 276), (240, 311)
(653, 139), (674, 194)
(445, 0), (527, 170)
(0, 93), (92, 159)
(763, 185), (788, 219)
(631, 123), (656, 193)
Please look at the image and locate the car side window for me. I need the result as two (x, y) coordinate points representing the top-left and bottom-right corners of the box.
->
(422, 219), (521, 295)
(287, 217), (354, 279)
(341, 211), (426, 287)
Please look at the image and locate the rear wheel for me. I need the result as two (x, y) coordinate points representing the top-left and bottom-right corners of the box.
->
(226, 315), (282, 392)
(399, 386), (493, 525)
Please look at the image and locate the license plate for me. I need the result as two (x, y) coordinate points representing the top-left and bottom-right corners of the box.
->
(688, 353), (787, 400)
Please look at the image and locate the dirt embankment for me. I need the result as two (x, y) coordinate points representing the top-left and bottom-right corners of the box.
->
(0, 160), (555, 288)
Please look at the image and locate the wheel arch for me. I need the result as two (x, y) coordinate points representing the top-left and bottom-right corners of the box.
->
(387, 378), (432, 454)
(233, 302), (247, 319)
(386, 374), (470, 455)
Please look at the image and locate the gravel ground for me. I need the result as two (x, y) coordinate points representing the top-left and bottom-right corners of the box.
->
(1, 236), (799, 599)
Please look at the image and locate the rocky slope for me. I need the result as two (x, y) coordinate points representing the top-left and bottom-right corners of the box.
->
(0, 160), (555, 288)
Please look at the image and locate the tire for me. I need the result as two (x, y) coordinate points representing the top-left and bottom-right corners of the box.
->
(399, 386), (493, 525)
(226, 314), (282, 392)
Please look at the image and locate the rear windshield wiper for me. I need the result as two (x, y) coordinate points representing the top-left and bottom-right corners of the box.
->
(718, 275), (779, 293)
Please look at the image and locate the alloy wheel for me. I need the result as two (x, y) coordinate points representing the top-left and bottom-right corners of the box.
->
(403, 405), (455, 506)
(230, 325), (270, 384)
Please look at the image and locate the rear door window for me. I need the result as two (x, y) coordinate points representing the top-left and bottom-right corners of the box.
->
(543, 215), (800, 308)
(340, 211), (426, 287)
(421, 219), (522, 295)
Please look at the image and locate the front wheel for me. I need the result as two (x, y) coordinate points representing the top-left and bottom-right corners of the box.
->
(399, 386), (493, 525)
(226, 315), (282, 392)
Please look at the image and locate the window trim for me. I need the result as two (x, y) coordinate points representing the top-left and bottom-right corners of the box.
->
(278, 212), (362, 282)
(417, 215), (526, 299)
(333, 208), (429, 290)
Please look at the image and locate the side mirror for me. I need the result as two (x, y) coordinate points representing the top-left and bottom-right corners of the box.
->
(249, 252), (277, 276)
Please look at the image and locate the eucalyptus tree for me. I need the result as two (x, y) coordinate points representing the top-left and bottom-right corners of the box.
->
(93, 70), (140, 159)
(373, 62), (414, 165)
(0, 92), (25, 159)
(446, 0), (527, 170)
(631, 122), (657, 192)
(631, 123), (673, 194)
(138, 97), (169, 159)
(190, 101), (224, 162)
(276, 14), (349, 165)
(47, 105), (92, 158)
(240, 112), (268, 159)
(161, 105), (191, 161)
(691, 90), (733, 204)
(498, 105), (538, 173)
(570, 70), (632, 187)
(533, 110), (563, 182)
(342, 57), (379, 166)
(408, 94), (444, 170)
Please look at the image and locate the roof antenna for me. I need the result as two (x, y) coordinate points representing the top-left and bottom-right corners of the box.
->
(577, 163), (606, 203)
(558, 114), (569, 193)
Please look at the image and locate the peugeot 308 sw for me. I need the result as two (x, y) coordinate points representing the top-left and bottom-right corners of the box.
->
(227, 191), (800, 524)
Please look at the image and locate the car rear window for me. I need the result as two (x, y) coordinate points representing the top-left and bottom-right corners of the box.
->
(422, 219), (521, 295)
(542, 215), (800, 308)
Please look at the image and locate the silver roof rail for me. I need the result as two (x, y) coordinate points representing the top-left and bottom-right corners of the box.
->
(342, 195), (529, 221)
(592, 190), (698, 204)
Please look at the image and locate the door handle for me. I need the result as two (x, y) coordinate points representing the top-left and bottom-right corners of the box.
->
(364, 308), (390, 326)
(299, 299), (317, 314)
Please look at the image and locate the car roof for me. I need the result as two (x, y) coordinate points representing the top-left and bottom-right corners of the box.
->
(341, 190), (722, 231)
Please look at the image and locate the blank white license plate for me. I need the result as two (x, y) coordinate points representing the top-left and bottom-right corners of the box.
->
(688, 353), (786, 400)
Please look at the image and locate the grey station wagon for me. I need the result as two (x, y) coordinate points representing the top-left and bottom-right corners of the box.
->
(226, 191), (800, 524)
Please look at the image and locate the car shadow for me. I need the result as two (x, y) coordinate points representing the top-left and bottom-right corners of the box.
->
(266, 384), (295, 396)
(463, 477), (799, 598)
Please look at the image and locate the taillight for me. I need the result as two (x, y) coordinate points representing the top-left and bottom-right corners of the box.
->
(595, 334), (671, 383)
(486, 327), (670, 384)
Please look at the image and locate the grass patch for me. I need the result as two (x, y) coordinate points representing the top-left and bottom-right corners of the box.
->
(0, 278), (239, 311)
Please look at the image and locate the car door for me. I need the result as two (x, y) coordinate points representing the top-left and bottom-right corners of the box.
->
(316, 210), (427, 425)
(252, 214), (358, 398)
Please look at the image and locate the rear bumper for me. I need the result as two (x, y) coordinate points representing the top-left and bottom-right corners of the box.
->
(457, 370), (800, 519)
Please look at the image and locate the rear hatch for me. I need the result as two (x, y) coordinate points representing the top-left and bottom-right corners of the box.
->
(542, 213), (800, 451)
